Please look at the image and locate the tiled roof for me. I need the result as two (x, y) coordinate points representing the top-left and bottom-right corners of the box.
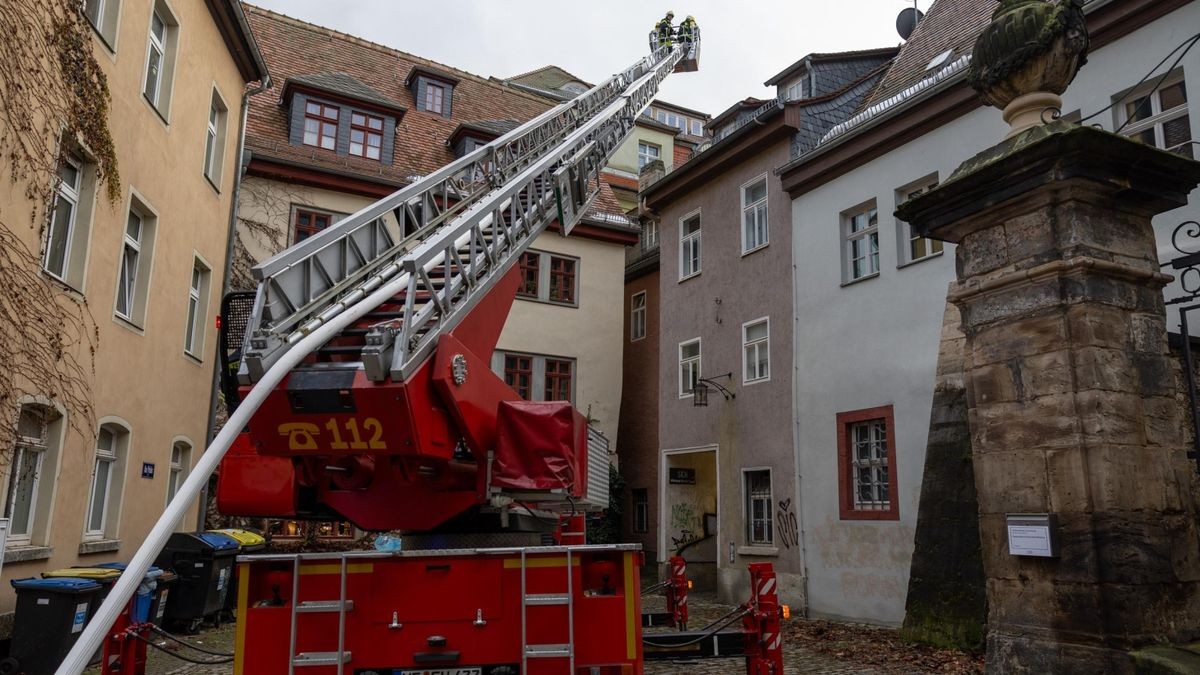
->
(863, 0), (993, 107)
(709, 97), (769, 129)
(243, 7), (546, 184)
(507, 64), (593, 92)
(285, 72), (406, 114)
(242, 6), (626, 220)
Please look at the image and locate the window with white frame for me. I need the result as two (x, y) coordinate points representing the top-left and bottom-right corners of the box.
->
(742, 176), (768, 253)
(897, 179), (943, 265)
(844, 204), (879, 281)
(679, 212), (701, 279)
(744, 470), (773, 546)
(690, 119), (703, 136)
(850, 419), (889, 510)
(492, 352), (576, 403)
(45, 154), (94, 288)
(83, 0), (120, 47)
(678, 338), (701, 398)
(86, 424), (128, 540)
(633, 488), (649, 533)
(116, 211), (143, 321)
(142, 3), (178, 114)
(184, 258), (211, 357)
(642, 220), (659, 250)
(203, 91), (229, 186)
(4, 405), (62, 547)
(114, 202), (155, 327)
(637, 142), (661, 170)
(743, 317), (769, 383)
(1118, 73), (1192, 159)
(630, 291), (647, 341)
(166, 441), (190, 506)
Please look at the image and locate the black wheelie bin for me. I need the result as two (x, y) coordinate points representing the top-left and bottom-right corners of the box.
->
(154, 531), (239, 632)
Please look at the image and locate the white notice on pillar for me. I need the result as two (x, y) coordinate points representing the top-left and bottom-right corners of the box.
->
(1006, 513), (1058, 557)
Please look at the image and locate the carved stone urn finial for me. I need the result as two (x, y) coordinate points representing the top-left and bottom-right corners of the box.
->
(968, 0), (1089, 138)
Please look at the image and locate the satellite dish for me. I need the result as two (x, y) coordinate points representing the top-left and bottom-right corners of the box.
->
(896, 7), (924, 40)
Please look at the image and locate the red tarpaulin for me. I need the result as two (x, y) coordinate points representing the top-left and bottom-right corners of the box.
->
(491, 400), (585, 492)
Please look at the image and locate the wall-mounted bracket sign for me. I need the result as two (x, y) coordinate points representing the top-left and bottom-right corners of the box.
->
(668, 467), (696, 485)
(1006, 513), (1059, 557)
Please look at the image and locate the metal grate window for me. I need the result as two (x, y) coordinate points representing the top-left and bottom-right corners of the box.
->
(745, 470), (773, 545)
(850, 419), (890, 510)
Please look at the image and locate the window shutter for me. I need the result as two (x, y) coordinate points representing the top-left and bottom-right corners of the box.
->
(415, 78), (427, 111)
(381, 115), (396, 165)
(442, 85), (452, 119)
(335, 106), (351, 156)
(288, 94), (307, 146)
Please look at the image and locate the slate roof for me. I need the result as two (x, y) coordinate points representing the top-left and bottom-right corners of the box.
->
(284, 72), (407, 114)
(764, 46), (900, 87)
(863, 0), (993, 107)
(243, 5), (628, 223)
(709, 98), (769, 130)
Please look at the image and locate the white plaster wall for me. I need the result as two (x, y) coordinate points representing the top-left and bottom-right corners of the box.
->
(494, 231), (627, 445)
(789, 4), (1200, 625)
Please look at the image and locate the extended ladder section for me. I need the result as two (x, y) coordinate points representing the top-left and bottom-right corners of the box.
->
(240, 40), (690, 384)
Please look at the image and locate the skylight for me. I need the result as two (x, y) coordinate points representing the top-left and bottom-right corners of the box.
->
(925, 49), (954, 71)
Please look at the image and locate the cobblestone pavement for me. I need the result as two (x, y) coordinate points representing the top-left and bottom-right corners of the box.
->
(86, 595), (896, 674)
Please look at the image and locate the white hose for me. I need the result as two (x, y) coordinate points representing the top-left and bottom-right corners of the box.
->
(55, 266), (421, 674)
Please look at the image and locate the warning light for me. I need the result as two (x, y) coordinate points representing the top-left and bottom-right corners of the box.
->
(215, 315), (223, 329)
(687, 580), (694, 589)
(781, 605), (792, 620)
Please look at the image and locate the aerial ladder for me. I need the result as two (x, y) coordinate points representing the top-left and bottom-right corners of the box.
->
(56, 27), (786, 675)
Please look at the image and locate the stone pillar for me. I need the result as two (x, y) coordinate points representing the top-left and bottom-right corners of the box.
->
(897, 123), (1200, 673)
(901, 301), (986, 650)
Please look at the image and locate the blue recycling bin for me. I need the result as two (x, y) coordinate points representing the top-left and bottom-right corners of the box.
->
(4, 578), (102, 675)
(92, 562), (166, 623)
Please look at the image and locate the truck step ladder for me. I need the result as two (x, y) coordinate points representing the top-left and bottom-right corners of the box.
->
(520, 548), (575, 673)
(288, 555), (352, 674)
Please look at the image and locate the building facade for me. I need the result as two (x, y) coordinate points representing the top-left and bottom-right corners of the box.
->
(778, 0), (1198, 624)
(0, 0), (265, 616)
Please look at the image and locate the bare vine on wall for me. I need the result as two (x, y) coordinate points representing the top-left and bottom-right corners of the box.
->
(0, 0), (120, 451)
(229, 178), (299, 290)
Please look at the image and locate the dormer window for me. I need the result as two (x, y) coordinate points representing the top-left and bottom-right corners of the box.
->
(406, 66), (459, 119)
(349, 112), (383, 159)
(424, 83), (446, 115)
(303, 101), (339, 151)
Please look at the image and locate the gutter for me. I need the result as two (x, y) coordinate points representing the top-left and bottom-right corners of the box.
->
(200, 71), (273, 529)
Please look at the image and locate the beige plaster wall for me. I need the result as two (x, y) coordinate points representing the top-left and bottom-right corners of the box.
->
(609, 125), (677, 178)
(0, 0), (251, 614)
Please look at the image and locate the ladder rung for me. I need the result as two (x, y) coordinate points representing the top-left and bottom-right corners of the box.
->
(296, 600), (355, 613)
(525, 594), (569, 606)
(293, 652), (352, 666)
(525, 645), (572, 658)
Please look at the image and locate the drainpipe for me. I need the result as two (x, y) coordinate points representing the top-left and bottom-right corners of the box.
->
(199, 72), (272, 530)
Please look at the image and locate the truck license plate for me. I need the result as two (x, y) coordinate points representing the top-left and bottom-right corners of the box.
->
(396, 669), (482, 675)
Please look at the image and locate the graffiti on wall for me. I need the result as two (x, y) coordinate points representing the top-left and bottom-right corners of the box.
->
(777, 498), (800, 550)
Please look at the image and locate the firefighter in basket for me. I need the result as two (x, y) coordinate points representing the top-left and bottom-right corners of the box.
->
(677, 15), (698, 47)
(654, 10), (675, 49)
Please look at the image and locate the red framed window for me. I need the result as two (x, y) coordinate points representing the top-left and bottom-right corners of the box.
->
(424, 83), (445, 114)
(349, 112), (383, 160)
(544, 359), (572, 402)
(293, 208), (332, 243)
(836, 405), (899, 520)
(504, 355), (533, 400)
(518, 251), (539, 297)
(548, 255), (576, 304)
(303, 101), (339, 151)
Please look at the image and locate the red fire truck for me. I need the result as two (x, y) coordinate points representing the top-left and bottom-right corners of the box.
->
(58, 26), (787, 675)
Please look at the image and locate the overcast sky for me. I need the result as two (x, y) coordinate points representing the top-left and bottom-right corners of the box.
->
(248, 0), (918, 116)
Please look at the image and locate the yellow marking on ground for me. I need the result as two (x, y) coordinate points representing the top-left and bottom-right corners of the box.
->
(624, 552), (636, 660)
(502, 556), (582, 569)
(298, 563), (375, 575)
(233, 564), (249, 675)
